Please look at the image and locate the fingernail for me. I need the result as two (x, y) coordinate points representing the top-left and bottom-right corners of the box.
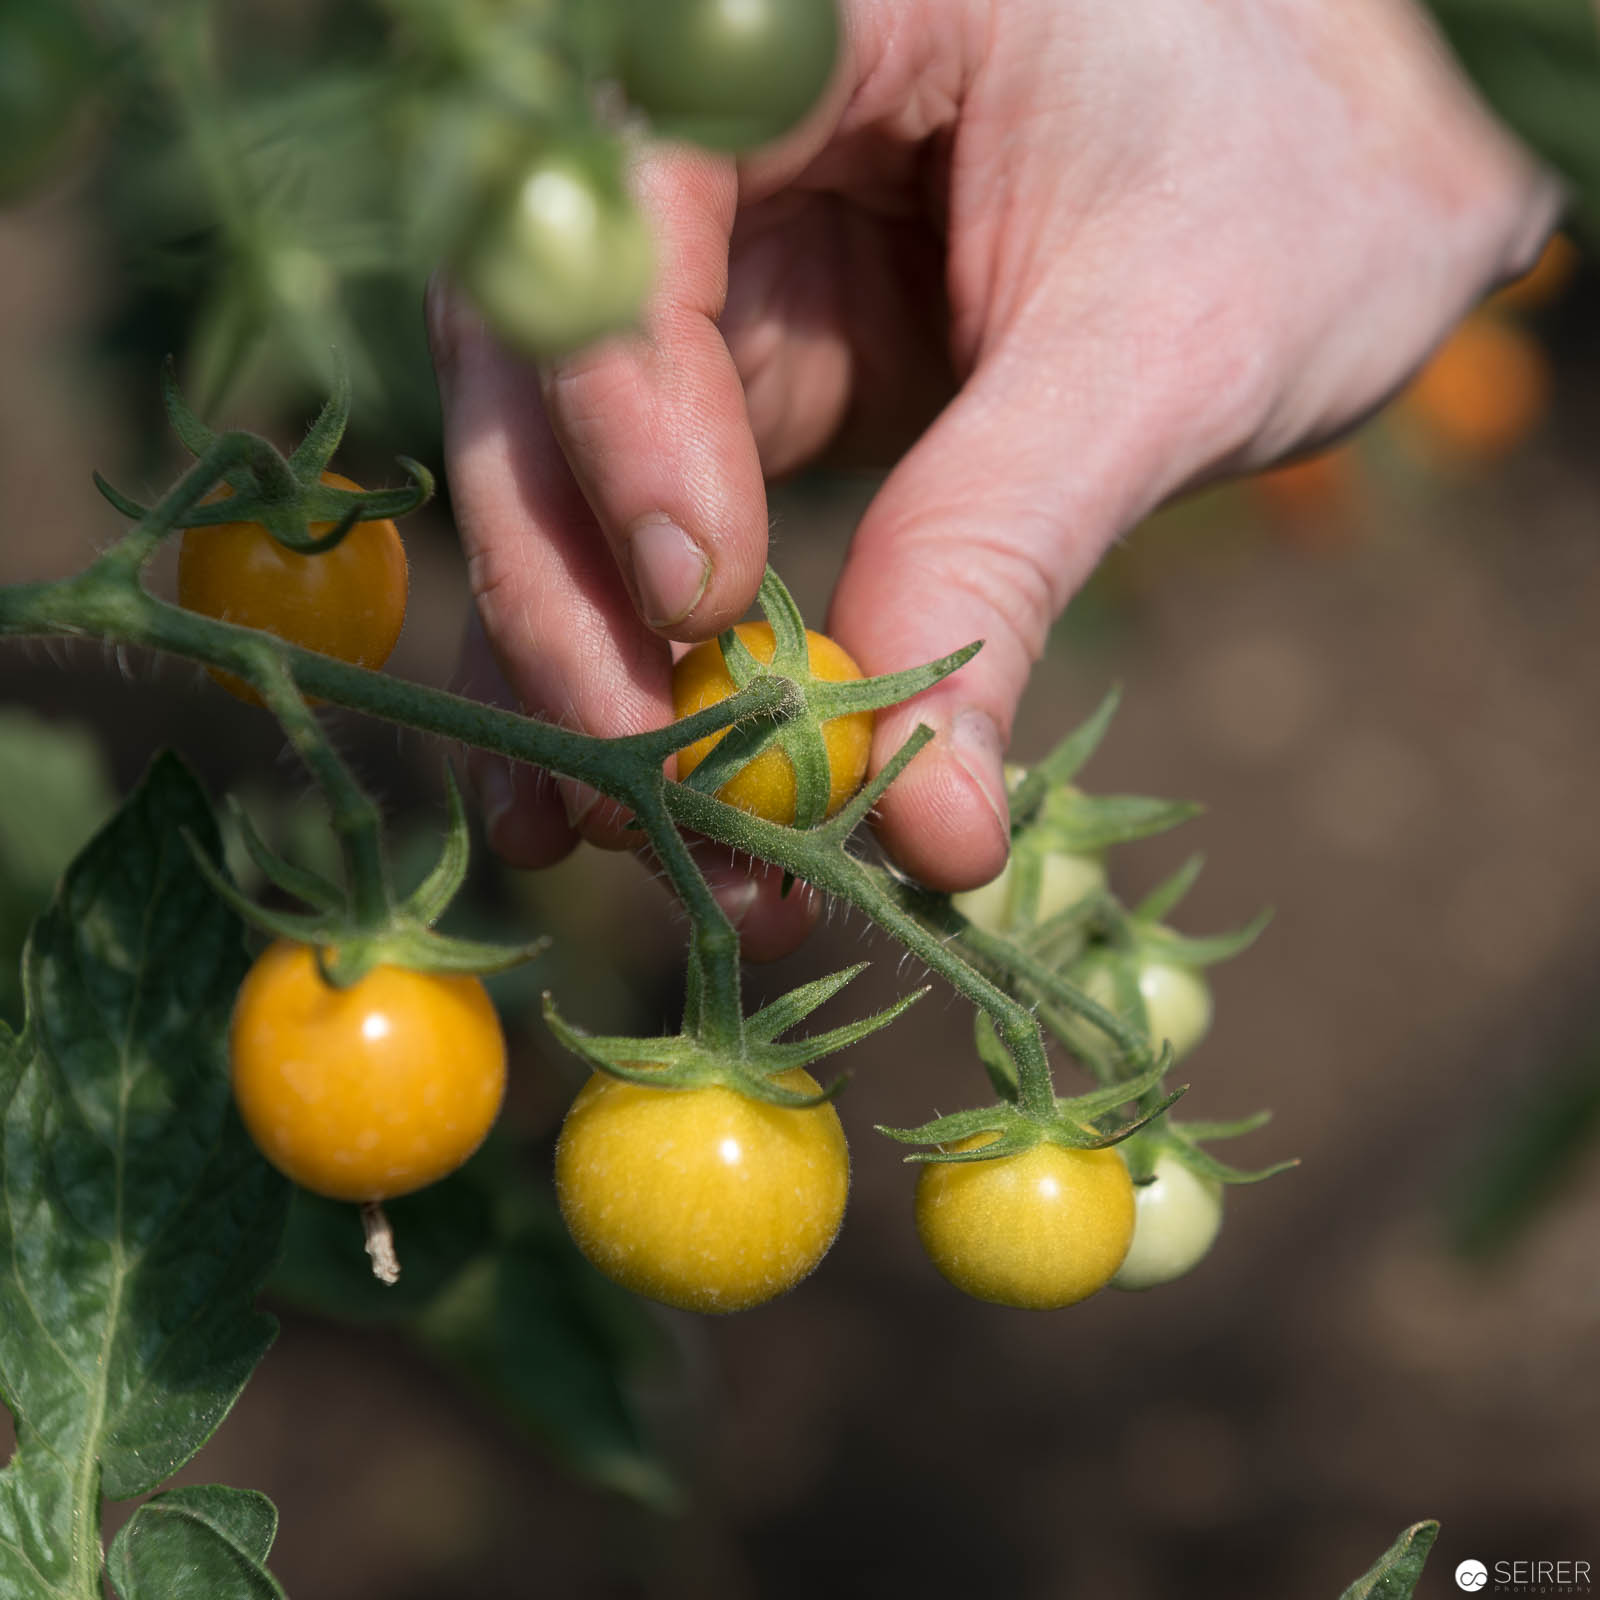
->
(424, 273), (480, 382)
(950, 709), (1010, 837)
(559, 778), (601, 831)
(627, 516), (710, 628)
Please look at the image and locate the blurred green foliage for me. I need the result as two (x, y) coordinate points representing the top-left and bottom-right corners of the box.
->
(1426, 0), (1600, 230)
(0, 708), (117, 1027)
(1448, 1039), (1600, 1258)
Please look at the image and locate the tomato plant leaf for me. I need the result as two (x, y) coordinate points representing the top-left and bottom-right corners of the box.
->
(0, 752), (288, 1597)
(1337, 1518), (1439, 1599)
(271, 1153), (677, 1507)
(416, 1216), (681, 1510)
(107, 1486), (284, 1600)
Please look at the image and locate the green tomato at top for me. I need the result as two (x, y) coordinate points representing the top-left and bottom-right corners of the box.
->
(953, 850), (1108, 936)
(459, 147), (654, 359)
(1080, 953), (1213, 1064)
(617, 0), (840, 152)
(1112, 1151), (1224, 1290)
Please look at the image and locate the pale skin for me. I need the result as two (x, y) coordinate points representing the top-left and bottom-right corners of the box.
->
(430, 0), (1558, 959)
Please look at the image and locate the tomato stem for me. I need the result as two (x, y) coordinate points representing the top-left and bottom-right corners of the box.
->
(250, 652), (394, 930)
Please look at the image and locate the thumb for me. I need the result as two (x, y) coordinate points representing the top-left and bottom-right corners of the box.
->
(828, 337), (1166, 892)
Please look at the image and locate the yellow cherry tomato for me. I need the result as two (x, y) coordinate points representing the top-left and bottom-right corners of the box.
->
(554, 1066), (849, 1313)
(915, 1134), (1135, 1309)
(177, 470), (409, 703)
(230, 941), (506, 1203)
(671, 621), (872, 823)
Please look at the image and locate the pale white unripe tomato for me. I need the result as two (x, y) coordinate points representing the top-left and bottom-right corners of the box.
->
(953, 851), (1107, 935)
(1111, 1152), (1224, 1290)
(1082, 957), (1212, 1063)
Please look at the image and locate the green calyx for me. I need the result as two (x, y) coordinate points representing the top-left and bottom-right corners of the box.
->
(544, 962), (927, 1108)
(188, 766), (545, 986)
(93, 358), (433, 556)
(877, 1050), (1186, 1165)
(922, 685), (1297, 1187)
(674, 568), (979, 831)
(1007, 687), (1202, 850)
(1116, 1111), (1300, 1187)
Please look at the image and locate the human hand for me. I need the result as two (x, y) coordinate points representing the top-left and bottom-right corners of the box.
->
(432, 0), (1558, 957)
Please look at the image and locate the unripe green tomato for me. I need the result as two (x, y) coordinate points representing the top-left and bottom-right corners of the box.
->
(1111, 1152), (1224, 1290)
(459, 149), (654, 358)
(953, 851), (1108, 935)
(1082, 956), (1213, 1063)
(617, 0), (840, 152)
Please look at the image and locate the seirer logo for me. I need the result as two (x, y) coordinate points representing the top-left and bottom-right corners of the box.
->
(1456, 1561), (1489, 1592)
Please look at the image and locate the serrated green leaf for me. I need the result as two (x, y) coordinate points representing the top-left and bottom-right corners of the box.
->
(0, 754), (288, 1597)
(1337, 1519), (1439, 1600)
(107, 1486), (285, 1599)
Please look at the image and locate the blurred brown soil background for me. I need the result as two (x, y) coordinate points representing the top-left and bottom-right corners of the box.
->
(3, 183), (1598, 1599)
